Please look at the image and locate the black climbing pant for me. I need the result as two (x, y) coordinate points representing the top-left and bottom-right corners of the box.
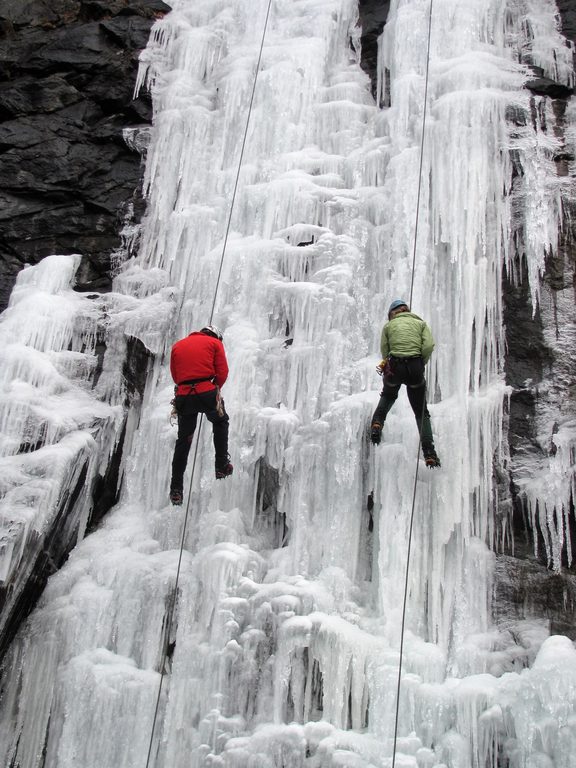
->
(372, 356), (434, 446)
(170, 388), (229, 492)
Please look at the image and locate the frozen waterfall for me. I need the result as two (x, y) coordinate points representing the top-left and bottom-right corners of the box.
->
(0, 0), (575, 767)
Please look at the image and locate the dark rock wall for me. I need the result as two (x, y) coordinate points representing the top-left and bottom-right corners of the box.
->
(557, 0), (576, 42)
(0, 0), (170, 312)
(497, 0), (576, 631)
(494, 556), (576, 640)
(357, 0), (390, 99)
(0, 0), (167, 656)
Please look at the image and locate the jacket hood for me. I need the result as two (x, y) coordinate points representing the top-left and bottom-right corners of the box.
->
(389, 311), (423, 323)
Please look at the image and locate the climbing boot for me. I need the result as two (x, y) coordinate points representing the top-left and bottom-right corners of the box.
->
(170, 488), (183, 506)
(215, 456), (234, 480)
(422, 443), (441, 468)
(370, 422), (382, 445)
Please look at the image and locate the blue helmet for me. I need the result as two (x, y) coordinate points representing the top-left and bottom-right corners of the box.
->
(388, 299), (409, 318)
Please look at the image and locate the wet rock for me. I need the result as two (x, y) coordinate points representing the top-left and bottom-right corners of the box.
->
(89, 421), (126, 530)
(101, 16), (154, 49)
(525, 72), (573, 100)
(0, 0), (80, 30)
(494, 555), (576, 640)
(503, 259), (552, 388)
(499, 3), (576, 612)
(0, 74), (82, 117)
(357, 0), (391, 99)
(557, 0), (576, 44)
(0, 453), (90, 660)
(123, 334), (154, 398)
(256, 457), (287, 547)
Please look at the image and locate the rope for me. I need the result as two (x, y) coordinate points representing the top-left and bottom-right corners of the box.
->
(144, 3), (273, 764)
(391, 2), (434, 767)
(144, 430), (202, 768)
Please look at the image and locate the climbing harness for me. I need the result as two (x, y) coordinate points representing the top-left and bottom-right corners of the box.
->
(144, 1), (273, 765)
(390, 2), (435, 768)
(169, 378), (212, 422)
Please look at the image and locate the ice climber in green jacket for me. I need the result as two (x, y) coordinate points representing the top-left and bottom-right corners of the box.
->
(370, 299), (441, 467)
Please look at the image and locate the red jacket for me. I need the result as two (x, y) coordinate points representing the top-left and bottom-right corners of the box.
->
(170, 332), (229, 396)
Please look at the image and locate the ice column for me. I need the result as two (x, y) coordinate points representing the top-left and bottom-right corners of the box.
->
(0, 255), (124, 643)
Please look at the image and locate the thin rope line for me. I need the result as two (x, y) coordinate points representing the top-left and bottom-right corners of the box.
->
(391, 1), (434, 766)
(144, 2), (273, 764)
(390, 406), (423, 768)
(408, 0), (434, 309)
(145, 425), (203, 768)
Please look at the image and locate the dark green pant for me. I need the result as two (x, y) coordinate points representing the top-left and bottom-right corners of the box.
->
(372, 356), (434, 447)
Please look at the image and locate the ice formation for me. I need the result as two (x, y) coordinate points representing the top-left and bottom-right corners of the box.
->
(0, 0), (575, 767)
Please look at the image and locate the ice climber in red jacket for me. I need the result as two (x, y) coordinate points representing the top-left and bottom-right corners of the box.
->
(169, 325), (233, 505)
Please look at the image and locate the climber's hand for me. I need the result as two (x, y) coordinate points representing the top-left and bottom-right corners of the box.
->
(376, 358), (388, 376)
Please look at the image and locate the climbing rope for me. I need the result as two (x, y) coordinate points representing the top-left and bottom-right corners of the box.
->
(391, 1), (434, 767)
(144, 432), (202, 768)
(144, 2), (273, 765)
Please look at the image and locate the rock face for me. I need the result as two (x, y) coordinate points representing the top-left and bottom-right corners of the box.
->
(494, 555), (576, 640)
(502, 3), (576, 628)
(557, 0), (576, 41)
(0, 0), (170, 311)
(357, 0), (390, 99)
(0, 0), (167, 654)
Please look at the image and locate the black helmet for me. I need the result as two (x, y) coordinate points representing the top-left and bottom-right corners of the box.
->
(201, 325), (223, 340)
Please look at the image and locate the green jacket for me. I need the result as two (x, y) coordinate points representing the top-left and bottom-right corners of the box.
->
(380, 312), (435, 363)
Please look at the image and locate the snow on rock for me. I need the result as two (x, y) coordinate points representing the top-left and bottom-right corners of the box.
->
(0, 255), (122, 643)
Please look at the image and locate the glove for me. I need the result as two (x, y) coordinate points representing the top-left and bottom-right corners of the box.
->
(376, 358), (388, 376)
